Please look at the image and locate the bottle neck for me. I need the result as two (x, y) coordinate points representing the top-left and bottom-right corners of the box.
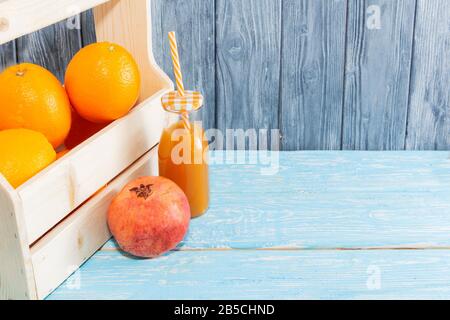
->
(178, 110), (191, 130)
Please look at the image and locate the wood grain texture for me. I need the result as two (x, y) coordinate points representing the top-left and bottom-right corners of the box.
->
(406, 0), (450, 150)
(151, 0), (215, 130)
(216, 0), (282, 149)
(343, 0), (416, 150)
(49, 249), (450, 300)
(0, 40), (16, 70)
(205, 151), (450, 194)
(47, 151), (450, 299)
(280, 0), (347, 151)
(80, 9), (97, 46)
(16, 19), (81, 82)
(0, 176), (36, 300)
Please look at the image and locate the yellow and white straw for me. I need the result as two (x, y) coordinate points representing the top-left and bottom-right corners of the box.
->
(168, 31), (185, 97)
(168, 31), (190, 129)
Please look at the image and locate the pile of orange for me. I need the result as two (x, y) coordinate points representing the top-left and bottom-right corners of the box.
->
(0, 42), (141, 188)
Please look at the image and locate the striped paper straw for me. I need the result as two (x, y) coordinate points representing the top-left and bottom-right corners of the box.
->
(168, 31), (185, 97)
(168, 31), (190, 129)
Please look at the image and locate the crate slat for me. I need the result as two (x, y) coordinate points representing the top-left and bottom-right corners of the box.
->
(30, 147), (159, 299)
(0, 176), (37, 300)
(0, 0), (111, 45)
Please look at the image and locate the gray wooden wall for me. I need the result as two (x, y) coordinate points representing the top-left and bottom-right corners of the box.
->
(0, 0), (449, 150)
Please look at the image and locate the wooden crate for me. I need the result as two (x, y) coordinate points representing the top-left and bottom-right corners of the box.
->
(0, 0), (174, 299)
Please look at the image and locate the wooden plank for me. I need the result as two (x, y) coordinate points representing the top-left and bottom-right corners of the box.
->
(0, 176), (37, 300)
(31, 147), (159, 299)
(0, 0), (110, 45)
(98, 151), (450, 250)
(406, 0), (450, 150)
(48, 249), (450, 300)
(180, 190), (450, 250)
(16, 19), (82, 82)
(280, 0), (347, 150)
(99, 189), (450, 251)
(343, 0), (416, 150)
(205, 151), (450, 194)
(0, 40), (16, 70)
(80, 10), (97, 46)
(216, 0), (282, 149)
(151, 0), (216, 130)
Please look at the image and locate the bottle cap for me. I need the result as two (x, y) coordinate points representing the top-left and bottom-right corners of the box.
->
(161, 90), (204, 113)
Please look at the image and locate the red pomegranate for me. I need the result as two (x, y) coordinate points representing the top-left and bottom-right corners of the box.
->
(108, 176), (190, 258)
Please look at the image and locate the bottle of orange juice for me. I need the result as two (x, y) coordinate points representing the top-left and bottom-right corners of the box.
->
(160, 32), (209, 218)
(159, 108), (209, 218)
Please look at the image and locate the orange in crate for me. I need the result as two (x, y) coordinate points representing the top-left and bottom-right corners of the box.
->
(65, 110), (109, 149)
(56, 149), (70, 160)
(0, 63), (72, 148)
(65, 42), (141, 123)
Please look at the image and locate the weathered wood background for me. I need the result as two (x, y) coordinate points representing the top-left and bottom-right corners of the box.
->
(0, 0), (448, 151)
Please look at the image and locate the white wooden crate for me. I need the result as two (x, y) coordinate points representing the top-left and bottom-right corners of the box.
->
(0, 0), (174, 299)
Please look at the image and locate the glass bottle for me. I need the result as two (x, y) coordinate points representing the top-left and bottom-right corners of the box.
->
(158, 107), (209, 218)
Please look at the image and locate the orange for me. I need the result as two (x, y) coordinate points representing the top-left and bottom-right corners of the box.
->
(0, 129), (56, 188)
(65, 109), (110, 149)
(65, 42), (141, 123)
(0, 63), (72, 148)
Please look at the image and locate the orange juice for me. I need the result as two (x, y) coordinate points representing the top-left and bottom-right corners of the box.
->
(158, 120), (209, 218)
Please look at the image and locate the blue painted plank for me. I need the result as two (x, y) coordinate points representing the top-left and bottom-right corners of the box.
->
(280, 0), (347, 150)
(0, 40), (16, 71)
(96, 151), (450, 250)
(99, 190), (450, 250)
(185, 191), (450, 249)
(343, 0), (416, 150)
(206, 151), (450, 194)
(215, 0), (282, 150)
(80, 10), (96, 47)
(48, 249), (450, 300)
(406, 0), (450, 150)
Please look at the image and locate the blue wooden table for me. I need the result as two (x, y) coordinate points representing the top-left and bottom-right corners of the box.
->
(48, 151), (450, 300)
